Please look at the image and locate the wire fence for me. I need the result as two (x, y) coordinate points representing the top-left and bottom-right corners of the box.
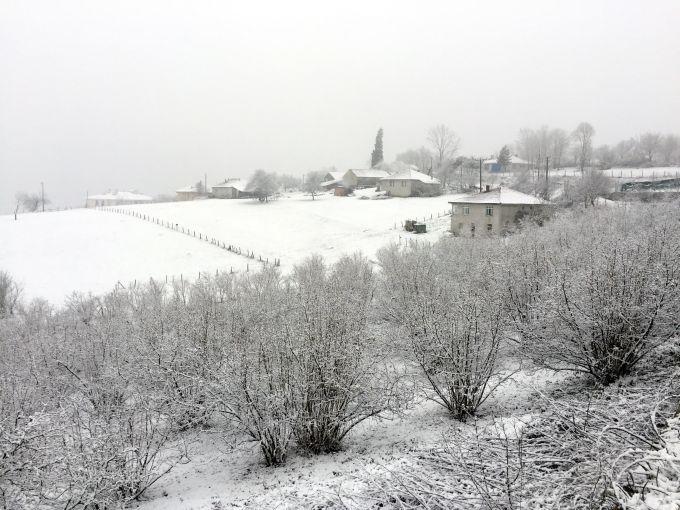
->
(97, 206), (281, 269)
(112, 268), (240, 292)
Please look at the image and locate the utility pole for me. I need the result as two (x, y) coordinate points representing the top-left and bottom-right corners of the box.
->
(41, 182), (45, 212)
(479, 158), (483, 192)
(545, 156), (550, 183)
(204, 173), (207, 195)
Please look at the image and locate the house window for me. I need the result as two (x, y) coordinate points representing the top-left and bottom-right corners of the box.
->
(463, 206), (470, 215)
(485, 205), (493, 216)
(486, 224), (493, 232)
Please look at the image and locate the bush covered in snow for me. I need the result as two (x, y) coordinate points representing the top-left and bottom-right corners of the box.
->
(2, 199), (680, 508)
(506, 204), (680, 384)
(378, 238), (506, 420)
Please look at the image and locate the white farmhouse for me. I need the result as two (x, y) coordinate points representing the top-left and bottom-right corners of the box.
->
(211, 179), (252, 199)
(380, 168), (441, 197)
(449, 186), (548, 235)
(85, 191), (153, 208)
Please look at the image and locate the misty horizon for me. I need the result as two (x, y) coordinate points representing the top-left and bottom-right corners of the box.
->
(2, 0), (679, 212)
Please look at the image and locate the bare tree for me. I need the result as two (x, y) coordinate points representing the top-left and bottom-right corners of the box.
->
(427, 124), (460, 171)
(0, 271), (22, 317)
(638, 132), (662, 164)
(247, 169), (279, 202)
(302, 170), (325, 200)
(549, 128), (569, 169)
(569, 169), (614, 206)
(15, 192), (47, 213)
(572, 122), (595, 173)
(395, 147), (433, 173)
(660, 134), (680, 165)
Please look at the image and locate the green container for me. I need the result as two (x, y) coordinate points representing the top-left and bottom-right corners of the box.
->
(414, 223), (426, 234)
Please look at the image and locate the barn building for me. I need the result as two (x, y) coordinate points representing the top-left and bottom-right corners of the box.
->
(342, 169), (391, 190)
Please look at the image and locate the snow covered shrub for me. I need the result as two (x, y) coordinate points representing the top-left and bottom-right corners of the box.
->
(378, 239), (506, 420)
(0, 270), (21, 317)
(126, 277), (221, 430)
(211, 267), (295, 466)
(511, 204), (680, 384)
(0, 292), (180, 508)
(211, 257), (404, 463)
(344, 377), (680, 509)
(289, 255), (399, 454)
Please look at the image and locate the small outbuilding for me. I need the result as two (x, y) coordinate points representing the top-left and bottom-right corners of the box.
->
(86, 191), (153, 208)
(212, 179), (252, 199)
(380, 168), (441, 197)
(320, 171), (345, 190)
(482, 156), (530, 173)
(175, 185), (202, 201)
(342, 169), (391, 190)
(449, 186), (549, 236)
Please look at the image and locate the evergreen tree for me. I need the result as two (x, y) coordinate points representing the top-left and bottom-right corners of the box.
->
(497, 145), (511, 172)
(371, 128), (384, 168)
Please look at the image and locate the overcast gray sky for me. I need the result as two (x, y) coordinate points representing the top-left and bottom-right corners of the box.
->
(1, 0), (679, 212)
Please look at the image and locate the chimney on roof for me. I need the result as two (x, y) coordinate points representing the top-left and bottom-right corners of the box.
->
(485, 184), (491, 192)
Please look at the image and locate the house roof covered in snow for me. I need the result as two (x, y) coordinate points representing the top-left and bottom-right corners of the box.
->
(380, 168), (440, 184)
(212, 179), (249, 192)
(175, 185), (201, 193)
(346, 169), (391, 178)
(88, 191), (153, 202)
(449, 187), (547, 205)
(325, 171), (344, 181)
(482, 156), (529, 165)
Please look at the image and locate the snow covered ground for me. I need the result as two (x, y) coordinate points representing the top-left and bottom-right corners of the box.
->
(121, 191), (458, 270)
(133, 364), (561, 510)
(0, 208), (249, 305)
(557, 166), (680, 181)
(1, 191), (458, 304)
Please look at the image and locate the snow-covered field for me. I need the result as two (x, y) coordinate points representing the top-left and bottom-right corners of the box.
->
(558, 166), (680, 181)
(0, 208), (249, 304)
(122, 191), (457, 270)
(1, 191), (457, 304)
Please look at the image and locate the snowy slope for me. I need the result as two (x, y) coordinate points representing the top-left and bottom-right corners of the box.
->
(123, 192), (458, 270)
(1, 193), (458, 304)
(0, 209), (250, 304)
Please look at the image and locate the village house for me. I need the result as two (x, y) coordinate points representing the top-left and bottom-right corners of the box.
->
(175, 185), (202, 201)
(379, 168), (442, 197)
(482, 155), (530, 173)
(211, 179), (252, 199)
(320, 171), (345, 190)
(85, 190), (153, 208)
(449, 186), (548, 236)
(342, 169), (391, 190)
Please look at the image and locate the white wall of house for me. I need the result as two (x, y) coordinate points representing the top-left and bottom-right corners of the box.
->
(450, 203), (543, 235)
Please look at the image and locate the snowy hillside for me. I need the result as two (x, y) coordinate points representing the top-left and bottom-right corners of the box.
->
(122, 191), (457, 269)
(1, 192), (457, 303)
(0, 208), (249, 304)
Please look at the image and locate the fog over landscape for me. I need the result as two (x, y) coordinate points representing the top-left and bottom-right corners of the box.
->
(4, 3), (680, 510)
(2, 0), (679, 211)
